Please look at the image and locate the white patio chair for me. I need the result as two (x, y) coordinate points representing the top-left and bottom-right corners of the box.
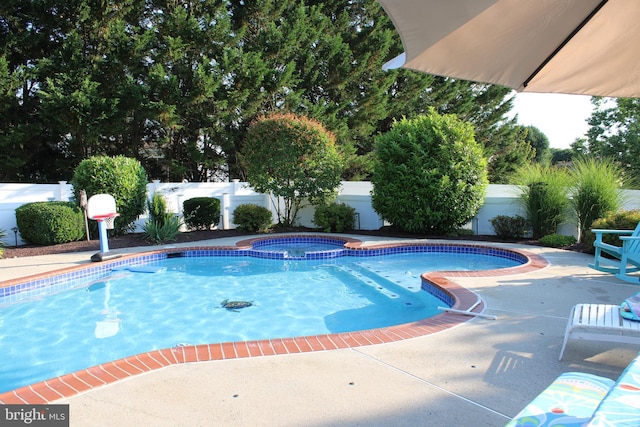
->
(559, 303), (640, 361)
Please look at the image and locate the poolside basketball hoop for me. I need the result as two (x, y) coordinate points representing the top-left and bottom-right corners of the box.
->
(87, 194), (122, 262)
(104, 215), (116, 230)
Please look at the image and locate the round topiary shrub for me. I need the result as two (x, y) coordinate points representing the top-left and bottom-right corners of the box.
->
(313, 202), (356, 233)
(15, 202), (85, 245)
(71, 155), (148, 235)
(371, 108), (488, 234)
(183, 197), (221, 230)
(233, 204), (273, 233)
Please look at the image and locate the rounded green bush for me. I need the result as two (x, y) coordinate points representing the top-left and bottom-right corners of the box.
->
(183, 197), (221, 230)
(15, 202), (85, 245)
(371, 109), (488, 234)
(233, 204), (273, 233)
(71, 156), (148, 235)
(313, 203), (355, 233)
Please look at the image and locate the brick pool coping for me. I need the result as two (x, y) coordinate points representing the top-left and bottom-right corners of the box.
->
(0, 236), (548, 404)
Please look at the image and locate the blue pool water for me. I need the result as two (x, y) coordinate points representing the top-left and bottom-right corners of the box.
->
(0, 245), (522, 393)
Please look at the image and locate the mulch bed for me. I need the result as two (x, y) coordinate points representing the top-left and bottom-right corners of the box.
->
(1, 226), (589, 259)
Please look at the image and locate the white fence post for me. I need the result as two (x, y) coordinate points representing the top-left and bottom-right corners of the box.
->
(58, 181), (70, 201)
(222, 193), (230, 229)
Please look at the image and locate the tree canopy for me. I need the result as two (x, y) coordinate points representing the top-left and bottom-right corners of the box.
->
(524, 125), (551, 165)
(586, 97), (640, 182)
(242, 112), (343, 227)
(2, 0), (526, 183)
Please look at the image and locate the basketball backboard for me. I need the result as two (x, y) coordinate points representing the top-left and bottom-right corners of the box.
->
(87, 194), (117, 220)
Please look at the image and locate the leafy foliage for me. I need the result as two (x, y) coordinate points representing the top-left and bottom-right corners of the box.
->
(538, 234), (577, 248)
(524, 125), (551, 165)
(582, 210), (640, 253)
(15, 202), (85, 245)
(490, 215), (530, 239)
(0, 0), (522, 183)
(242, 112), (344, 227)
(233, 204), (273, 233)
(569, 157), (625, 242)
(371, 109), (488, 234)
(147, 193), (169, 228)
(313, 203), (356, 233)
(142, 214), (182, 244)
(512, 164), (571, 239)
(183, 197), (220, 230)
(587, 98), (640, 183)
(70, 156), (148, 235)
(142, 192), (180, 243)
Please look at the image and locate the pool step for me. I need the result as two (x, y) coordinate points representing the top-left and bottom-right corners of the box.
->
(331, 265), (416, 299)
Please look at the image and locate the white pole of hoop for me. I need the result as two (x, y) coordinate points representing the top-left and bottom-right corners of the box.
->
(97, 218), (110, 253)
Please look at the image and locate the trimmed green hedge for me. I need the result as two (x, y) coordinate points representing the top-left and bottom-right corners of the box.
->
(233, 204), (273, 233)
(313, 202), (355, 233)
(371, 109), (488, 234)
(15, 202), (85, 245)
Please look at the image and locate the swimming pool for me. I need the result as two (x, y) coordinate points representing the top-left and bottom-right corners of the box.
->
(0, 235), (543, 401)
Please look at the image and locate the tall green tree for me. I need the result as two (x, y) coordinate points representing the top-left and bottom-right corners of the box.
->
(380, 73), (524, 183)
(225, 0), (398, 180)
(586, 97), (640, 182)
(0, 0), (77, 181)
(242, 112), (344, 227)
(485, 123), (533, 183)
(36, 0), (158, 173)
(524, 125), (551, 165)
(0, 0), (522, 183)
(145, 0), (237, 181)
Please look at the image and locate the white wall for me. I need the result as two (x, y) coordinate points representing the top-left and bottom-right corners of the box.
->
(1, 181), (639, 246)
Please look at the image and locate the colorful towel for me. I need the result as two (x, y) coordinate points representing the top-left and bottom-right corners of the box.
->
(620, 292), (640, 321)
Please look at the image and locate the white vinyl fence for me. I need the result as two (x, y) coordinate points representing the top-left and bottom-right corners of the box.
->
(1, 181), (639, 246)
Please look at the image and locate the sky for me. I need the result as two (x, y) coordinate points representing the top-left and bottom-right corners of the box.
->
(510, 92), (594, 149)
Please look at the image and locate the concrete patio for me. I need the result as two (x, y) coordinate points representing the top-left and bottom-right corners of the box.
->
(1, 235), (638, 426)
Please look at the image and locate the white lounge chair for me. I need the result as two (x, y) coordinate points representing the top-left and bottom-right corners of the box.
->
(559, 303), (640, 361)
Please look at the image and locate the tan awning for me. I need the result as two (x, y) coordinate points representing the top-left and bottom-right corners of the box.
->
(379, 0), (640, 97)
